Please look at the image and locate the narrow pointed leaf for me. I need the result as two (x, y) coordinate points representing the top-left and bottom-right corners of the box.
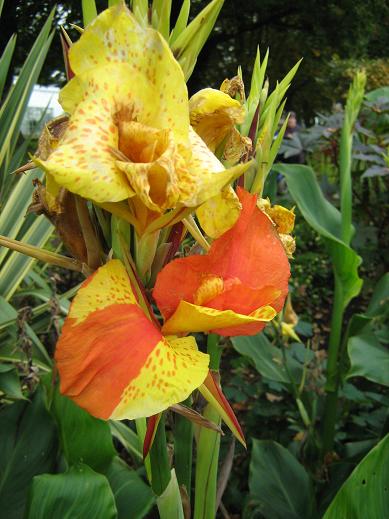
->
(199, 371), (246, 448)
(143, 413), (162, 459)
(169, 0), (190, 44)
(81, 0), (98, 26)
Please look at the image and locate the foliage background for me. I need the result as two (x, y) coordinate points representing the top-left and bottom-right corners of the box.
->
(2, 0), (389, 119)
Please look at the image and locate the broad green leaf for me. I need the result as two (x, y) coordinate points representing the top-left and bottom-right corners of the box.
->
(231, 333), (302, 384)
(0, 364), (25, 399)
(366, 272), (389, 318)
(104, 457), (155, 519)
(26, 464), (117, 519)
(246, 440), (315, 519)
(0, 389), (57, 519)
(323, 435), (389, 519)
(347, 332), (389, 387)
(365, 86), (389, 102)
(51, 389), (116, 471)
(274, 164), (362, 309)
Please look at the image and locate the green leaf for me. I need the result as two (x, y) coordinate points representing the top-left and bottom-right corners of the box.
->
(247, 440), (314, 519)
(26, 464), (117, 519)
(157, 469), (184, 519)
(231, 333), (302, 384)
(194, 404), (220, 519)
(0, 364), (25, 399)
(172, 0), (224, 81)
(51, 389), (116, 471)
(0, 215), (53, 300)
(82, 0), (98, 26)
(109, 420), (143, 462)
(347, 332), (389, 387)
(0, 389), (57, 519)
(169, 0), (190, 44)
(323, 435), (389, 519)
(0, 11), (54, 179)
(274, 164), (362, 309)
(366, 272), (389, 318)
(0, 296), (17, 326)
(0, 34), (16, 99)
(104, 457), (155, 519)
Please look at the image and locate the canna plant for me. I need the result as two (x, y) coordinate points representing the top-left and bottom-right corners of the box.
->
(0, 1), (300, 517)
(275, 70), (368, 456)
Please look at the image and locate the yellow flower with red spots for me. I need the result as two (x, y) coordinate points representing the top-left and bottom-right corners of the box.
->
(35, 3), (249, 221)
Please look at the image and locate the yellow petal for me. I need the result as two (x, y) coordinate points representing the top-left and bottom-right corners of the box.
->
(196, 186), (242, 238)
(35, 94), (134, 203)
(179, 128), (251, 207)
(69, 259), (137, 325)
(223, 127), (252, 164)
(66, 4), (189, 144)
(268, 204), (295, 234)
(116, 121), (182, 212)
(189, 88), (245, 151)
(110, 335), (209, 419)
(161, 300), (277, 335)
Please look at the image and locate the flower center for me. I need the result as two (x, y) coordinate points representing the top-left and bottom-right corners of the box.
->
(193, 276), (224, 306)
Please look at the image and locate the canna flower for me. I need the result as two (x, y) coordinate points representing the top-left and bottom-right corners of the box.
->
(189, 87), (252, 238)
(153, 188), (290, 336)
(55, 259), (209, 419)
(34, 4), (248, 221)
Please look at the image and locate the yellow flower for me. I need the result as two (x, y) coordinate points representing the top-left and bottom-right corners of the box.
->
(189, 87), (252, 238)
(257, 198), (296, 257)
(34, 4), (248, 218)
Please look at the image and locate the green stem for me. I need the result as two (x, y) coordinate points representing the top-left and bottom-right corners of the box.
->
(194, 334), (222, 519)
(207, 333), (222, 370)
(174, 397), (193, 498)
(149, 414), (171, 496)
(322, 274), (345, 454)
(339, 127), (352, 245)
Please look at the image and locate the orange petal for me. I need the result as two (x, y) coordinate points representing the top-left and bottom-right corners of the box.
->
(153, 187), (290, 325)
(56, 261), (209, 420)
(208, 188), (290, 302)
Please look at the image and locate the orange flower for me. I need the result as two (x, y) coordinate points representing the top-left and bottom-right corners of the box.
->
(55, 260), (209, 420)
(153, 188), (290, 336)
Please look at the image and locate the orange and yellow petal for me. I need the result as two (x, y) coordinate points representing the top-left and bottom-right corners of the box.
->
(154, 188), (290, 323)
(189, 88), (245, 152)
(56, 260), (209, 420)
(208, 188), (290, 302)
(161, 300), (276, 337)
